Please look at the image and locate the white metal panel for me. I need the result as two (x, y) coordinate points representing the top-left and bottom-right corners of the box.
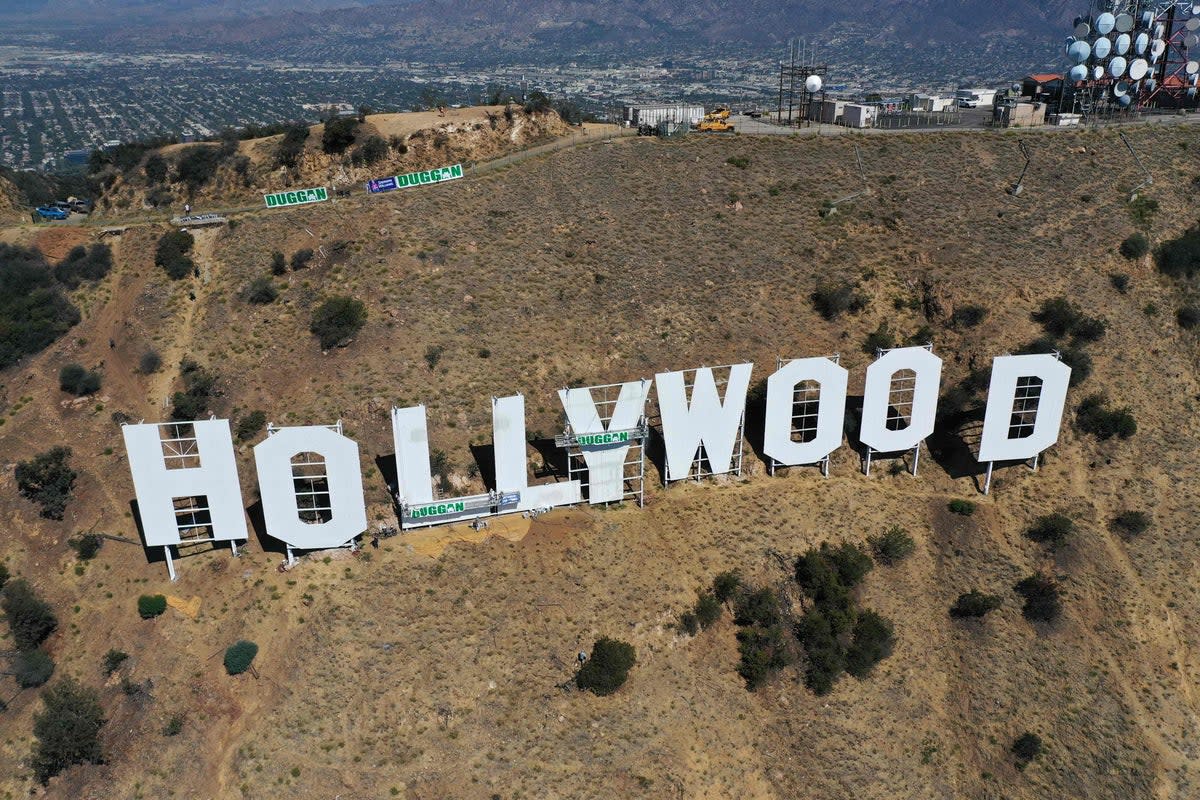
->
(254, 426), (368, 549)
(860, 347), (942, 453)
(559, 380), (652, 503)
(656, 364), (753, 481)
(122, 420), (248, 547)
(391, 405), (434, 504)
(763, 358), (848, 466)
(494, 394), (582, 511)
(978, 354), (1071, 462)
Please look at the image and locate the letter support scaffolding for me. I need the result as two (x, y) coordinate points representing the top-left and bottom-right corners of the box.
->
(555, 381), (649, 507)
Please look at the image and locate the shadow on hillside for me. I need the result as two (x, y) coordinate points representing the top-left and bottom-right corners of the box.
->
(245, 499), (288, 556)
(926, 413), (990, 491)
(529, 437), (569, 482)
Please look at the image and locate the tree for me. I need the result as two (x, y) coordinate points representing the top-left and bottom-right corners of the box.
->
(868, 526), (916, 565)
(310, 296), (367, 348)
(1155, 225), (1200, 279)
(321, 116), (358, 155)
(174, 145), (223, 190)
(1076, 394), (1137, 440)
(712, 571), (740, 604)
(138, 594), (167, 619)
(154, 230), (195, 280)
(949, 591), (1001, 618)
(139, 349), (162, 374)
(171, 359), (216, 420)
(2, 579), (58, 651)
(1011, 732), (1043, 766)
(1026, 513), (1074, 549)
(0, 244), (81, 369)
(576, 637), (636, 696)
(14, 649), (55, 688)
(241, 276), (278, 305)
(72, 533), (102, 560)
(144, 153), (168, 184)
(1178, 306), (1200, 330)
(15, 447), (77, 520)
(224, 640), (259, 675)
(58, 363), (101, 396)
(694, 592), (722, 629)
(845, 610), (895, 678)
(31, 676), (106, 784)
(357, 135), (388, 165)
(1119, 232), (1149, 260)
(54, 244), (113, 288)
(1112, 510), (1152, 537)
(270, 251), (287, 275)
(102, 649), (129, 675)
(235, 410), (267, 441)
(1015, 574), (1061, 623)
(275, 124), (310, 169)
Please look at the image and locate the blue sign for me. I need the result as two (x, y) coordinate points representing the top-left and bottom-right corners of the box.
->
(367, 176), (398, 194)
(498, 492), (521, 506)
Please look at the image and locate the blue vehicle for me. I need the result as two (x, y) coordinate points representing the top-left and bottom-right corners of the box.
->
(35, 205), (69, 220)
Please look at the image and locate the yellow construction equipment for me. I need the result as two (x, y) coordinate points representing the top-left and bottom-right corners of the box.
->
(697, 118), (735, 132)
(705, 107), (731, 120)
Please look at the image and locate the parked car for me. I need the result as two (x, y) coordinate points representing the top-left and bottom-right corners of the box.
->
(957, 98), (979, 109)
(35, 205), (69, 220)
(68, 198), (92, 214)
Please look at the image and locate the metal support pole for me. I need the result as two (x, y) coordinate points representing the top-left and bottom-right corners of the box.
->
(911, 443), (921, 476)
(1030, 453), (1039, 472)
(822, 455), (830, 478)
(164, 546), (177, 581)
(286, 546), (296, 567)
(864, 449), (873, 476)
(230, 540), (239, 557)
(983, 461), (994, 495)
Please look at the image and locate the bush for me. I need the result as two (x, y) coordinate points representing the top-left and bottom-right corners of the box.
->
(712, 571), (740, 603)
(950, 304), (987, 328)
(1119, 232), (1150, 260)
(241, 276), (278, 305)
(310, 296), (368, 348)
(694, 592), (722, 629)
(102, 649), (129, 675)
(950, 590), (1002, 618)
(322, 116), (358, 154)
(844, 610), (895, 679)
(862, 322), (896, 354)
(0, 244), (81, 369)
(137, 594), (167, 619)
(424, 344), (445, 369)
(171, 359), (217, 420)
(144, 153), (168, 183)
(1058, 347), (1093, 387)
(725, 156), (750, 169)
(154, 230), (195, 280)
(1112, 510), (1152, 537)
(73, 533), (102, 560)
(1076, 394), (1137, 440)
(794, 608), (843, 695)
(270, 251), (287, 275)
(811, 281), (867, 320)
(1070, 316), (1107, 344)
(54, 244), (113, 289)
(736, 622), (792, 690)
(1177, 306), (1200, 329)
(358, 135), (388, 165)
(1032, 297), (1081, 337)
(224, 640), (259, 675)
(868, 525), (916, 565)
(14, 649), (56, 688)
(1155, 225), (1200, 280)
(1026, 513), (1074, 549)
(275, 124), (310, 168)
(1011, 732), (1043, 766)
(1015, 574), (1061, 622)
(163, 714), (184, 736)
(576, 637), (635, 696)
(290, 248), (314, 271)
(139, 349), (162, 374)
(58, 363), (101, 396)
(174, 145), (223, 190)
(15, 447), (77, 520)
(1, 579), (58, 650)
(0, 563), (8, 591)
(678, 611), (699, 635)
(948, 499), (976, 516)
(1109, 273), (1131, 293)
(31, 677), (106, 784)
(235, 410), (267, 441)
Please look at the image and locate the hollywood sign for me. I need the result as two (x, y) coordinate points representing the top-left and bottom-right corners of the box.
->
(122, 348), (1070, 576)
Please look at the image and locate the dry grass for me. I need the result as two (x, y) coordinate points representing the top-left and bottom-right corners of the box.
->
(0, 125), (1199, 799)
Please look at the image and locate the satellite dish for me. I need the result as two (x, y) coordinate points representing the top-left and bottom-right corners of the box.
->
(1145, 78), (1157, 91)
(1116, 33), (1131, 54)
(1135, 32), (1149, 54)
(805, 75), (823, 93)
(1155, 23), (1165, 39)
(1112, 82), (1127, 97)
(1068, 40), (1091, 63)
(1092, 65), (1106, 80)
(1096, 12), (1116, 35)
(1093, 37), (1112, 59)
(1109, 56), (1127, 77)
(1187, 33), (1200, 48)
(1129, 58), (1149, 80)
(1188, 60), (1200, 75)
(1118, 94), (1133, 107)
(1068, 64), (1088, 81)
(1188, 17), (1200, 31)
(1116, 13), (1134, 33)
(1074, 21), (1091, 37)
(1151, 39), (1166, 58)
(1141, 11), (1154, 28)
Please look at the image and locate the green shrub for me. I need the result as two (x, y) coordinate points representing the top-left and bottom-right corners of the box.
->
(794, 608), (843, 695)
(868, 526), (915, 565)
(163, 714), (184, 736)
(310, 296), (367, 349)
(358, 135), (388, 165)
(15, 447), (77, 520)
(576, 637), (635, 696)
(950, 304), (987, 328)
(1058, 347), (1093, 387)
(241, 276), (278, 305)
(736, 621), (792, 690)
(144, 153), (168, 183)
(712, 571), (740, 603)
(1032, 297), (1105, 344)
(171, 359), (217, 420)
(54, 244), (113, 289)
(1, 579), (58, 652)
(58, 363), (101, 396)
(15, 649), (55, 688)
(1111, 510), (1152, 537)
(321, 116), (358, 154)
(31, 677), (106, 784)
(1177, 306), (1200, 330)
(948, 499), (976, 516)
(235, 410), (267, 441)
(224, 640), (259, 675)
(102, 649), (129, 675)
(1109, 273), (1131, 293)
(844, 610), (894, 679)
(290, 248), (314, 271)
(725, 156), (750, 169)
(174, 145), (224, 190)
(862, 322), (896, 354)
(811, 281), (867, 320)
(137, 594), (167, 619)
(270, 251), (287, 275)
(1155, 224), (1200, 279)
(139, 349), (162, 374)
(73, 533), (102, 560)
(694, 592), (722, 629)
(1015, 574), (1061, 622)
(1026, 513), (1074, 549)
(1119, 232), (1149, 260)
(949, 590), (1001, 618)
(0, 244), (81, 369)
(1011, 732), (1043, 766)
(154, 230), (195, 280)
(1076, 394), (1137, 440)
(0, 563), (8, 591)
(275, 124), (310, 168)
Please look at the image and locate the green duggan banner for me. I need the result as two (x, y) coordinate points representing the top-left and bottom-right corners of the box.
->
(408, 500), (467, 519)
(395, 163), (463, 190)
(577, 431), (631, 446)
(263, 187), (329, 208)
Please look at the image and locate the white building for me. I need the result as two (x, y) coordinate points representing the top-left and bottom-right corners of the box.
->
(623, 104), (706, 127)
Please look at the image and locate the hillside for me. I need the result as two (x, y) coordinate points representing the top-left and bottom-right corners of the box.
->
(1, 124), (1200, 799)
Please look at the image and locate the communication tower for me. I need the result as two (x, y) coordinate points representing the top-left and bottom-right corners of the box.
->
(776, 38), (830, 125)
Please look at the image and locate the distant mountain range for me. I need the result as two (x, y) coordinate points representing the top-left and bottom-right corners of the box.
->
(2, 0), (1078, 62)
